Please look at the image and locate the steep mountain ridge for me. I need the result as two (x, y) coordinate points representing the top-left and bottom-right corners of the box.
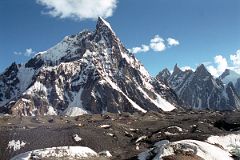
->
(0, 17), (180, 116)
(157, 64), (240, 110)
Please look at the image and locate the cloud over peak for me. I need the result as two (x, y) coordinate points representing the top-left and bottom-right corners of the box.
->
(129, 45), (150, 54)
(128, 35), (180, 54)
(14, 48), (35, 57)
(150, 35), (166, 52)
(36, 0), (118, 20)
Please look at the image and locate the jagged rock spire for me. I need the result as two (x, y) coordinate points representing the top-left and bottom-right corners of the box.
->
(156, 68), (171, 82)
(173, 64), (182, 74)
(195, 64), (211, 77)
(96, 17), (115, 35)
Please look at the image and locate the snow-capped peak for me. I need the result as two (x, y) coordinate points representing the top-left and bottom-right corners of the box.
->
(96, 17), (115, 35)
(219, 69), (240, 85)
(97, 17), (114, 31)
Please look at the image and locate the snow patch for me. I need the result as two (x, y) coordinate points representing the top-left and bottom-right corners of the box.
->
(164, 131), (178, 136)
(137, 86), (175, 112)
(99, 124), (111, 129)
(155, 94), (176, 111)
(99, 17), (114, 33)
(167, 126), (183, 132)
(99, 150), (112, 157)
(138, 139), (233, 160)
(24, 81), (47, 95)
(46, 106), (57, 115)
(8, 140), (26, 151)
(73, 134), (82, 142)
(10, 146), (98, 160)
(136, 136), (147, 143)
(207, 134), (240, 157)
(64, 106), (88, 117)
(104, 77), (147, 113)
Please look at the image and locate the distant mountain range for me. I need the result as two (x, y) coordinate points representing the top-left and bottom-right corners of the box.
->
(157, 64), (240, 110)
(0, 18), (240, 116)
(0, 17), (180, 116)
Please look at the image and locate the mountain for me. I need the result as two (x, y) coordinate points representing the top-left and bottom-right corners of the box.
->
(156, 64), (240, 110)
(156, 68), (171, 82)
(219, 69), (240, 95)
(0, 17), (180, 116)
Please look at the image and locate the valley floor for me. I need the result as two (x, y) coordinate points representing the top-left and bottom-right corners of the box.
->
(0, 111), (240, 160)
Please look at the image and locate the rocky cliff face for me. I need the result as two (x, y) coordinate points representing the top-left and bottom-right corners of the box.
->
(157, 64), (240, 110)
(0, 17), (180, 116)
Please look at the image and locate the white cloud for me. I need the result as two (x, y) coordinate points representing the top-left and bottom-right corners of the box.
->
(14, 51), (22, 55)
(180, 66), (193, 71)
(206, 55), (228, 77)
(128, 35), (179, 54)
(206, 65), (218, 77)
(150, 35), (166, 52)
(36, 0), (118, 20)
(230, 49), (240, 65)
(167, 38), (180, 46)
(129, 45), (150, 54)
(229, 49), (240, 73)
(14, 48), (35, 57)
(214, 55), (228, 73)
(202, 61), (212, 66)
(25, 48), (35, 56)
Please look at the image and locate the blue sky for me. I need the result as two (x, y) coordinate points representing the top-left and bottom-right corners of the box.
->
(0, 0), (240, 76)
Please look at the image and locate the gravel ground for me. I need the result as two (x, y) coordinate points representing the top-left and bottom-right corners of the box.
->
(0, 111), (240, 160)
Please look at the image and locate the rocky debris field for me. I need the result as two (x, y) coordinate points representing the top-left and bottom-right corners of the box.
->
(0, 110), (240, 160)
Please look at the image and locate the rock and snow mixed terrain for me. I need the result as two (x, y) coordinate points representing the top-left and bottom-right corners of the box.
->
(157, 64), (240, 110)
(0, 17), (180, 116)
(0, 111), (240, 159)
(220, 69), (240, 95)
